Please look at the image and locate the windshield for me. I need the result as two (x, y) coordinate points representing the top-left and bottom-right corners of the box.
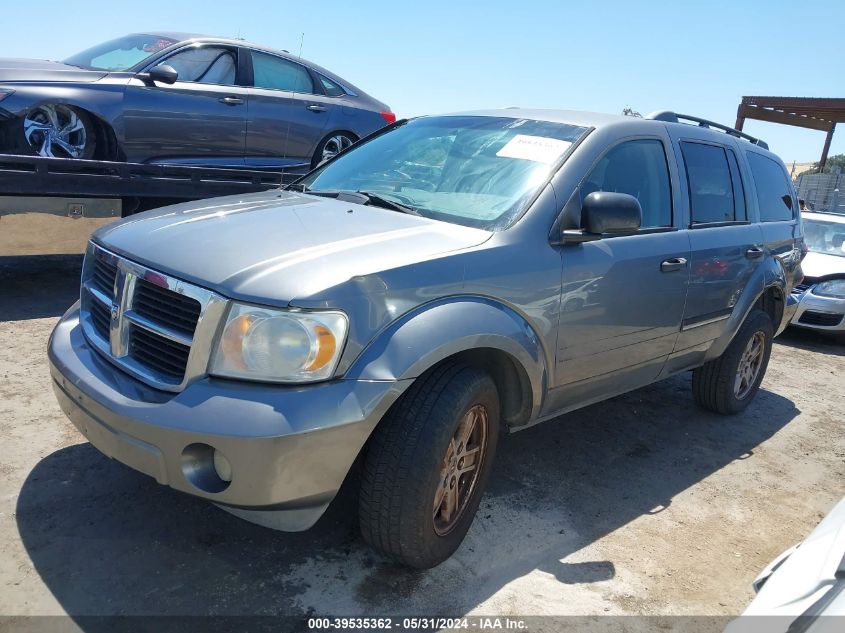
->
(299, 116), (589, 230)
(64, 34), (178, 71)
(804, 218), (845, 258)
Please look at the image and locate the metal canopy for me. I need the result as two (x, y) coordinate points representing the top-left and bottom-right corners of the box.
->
(735, 97), (844, 170)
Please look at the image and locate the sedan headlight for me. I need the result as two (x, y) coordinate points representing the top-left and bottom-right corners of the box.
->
(812, 279), (845, 299)
(210, 304), (348, 382)
(0, 88), (14, 103)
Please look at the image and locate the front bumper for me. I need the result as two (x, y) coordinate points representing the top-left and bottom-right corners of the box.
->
(48, 303), (410, 530)
(789, 288), (845, 334)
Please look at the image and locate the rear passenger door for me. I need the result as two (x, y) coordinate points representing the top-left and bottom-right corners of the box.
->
(671, 133), (764, 355)
(745, 151), (802, 291)
(243, 50), (333, 169)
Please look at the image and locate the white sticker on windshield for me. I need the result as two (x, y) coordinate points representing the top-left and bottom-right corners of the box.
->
(496, 135), (572, 164)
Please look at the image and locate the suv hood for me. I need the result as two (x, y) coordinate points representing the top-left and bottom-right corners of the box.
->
(94, 190), (491, 304)
(0, 58), (108, 83)
(802, 250), (845, 281)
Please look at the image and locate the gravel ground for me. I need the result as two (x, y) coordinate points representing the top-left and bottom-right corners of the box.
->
(1, 255), (843, 622)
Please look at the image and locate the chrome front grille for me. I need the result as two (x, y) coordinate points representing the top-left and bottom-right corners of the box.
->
(79, 242), (228, 392)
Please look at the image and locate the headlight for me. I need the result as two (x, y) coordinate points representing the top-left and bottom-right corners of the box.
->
(812, 279), (845, 299)
(210, 304), (348, 382)
(0, 88), (14, 103)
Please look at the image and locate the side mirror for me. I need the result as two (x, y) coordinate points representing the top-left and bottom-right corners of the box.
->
(560, 191), (642, 244)
(144, 64), (178, 85)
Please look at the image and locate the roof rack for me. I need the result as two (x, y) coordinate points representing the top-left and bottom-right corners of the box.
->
(645, 111), (769, 150)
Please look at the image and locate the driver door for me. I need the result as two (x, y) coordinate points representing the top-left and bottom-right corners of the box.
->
(122, 44), (248, 166)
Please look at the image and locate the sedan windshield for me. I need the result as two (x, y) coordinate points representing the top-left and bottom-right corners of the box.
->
(804, 218), (845, 258)
(64, 34), (178, 71)
(299, 116), (589, 230)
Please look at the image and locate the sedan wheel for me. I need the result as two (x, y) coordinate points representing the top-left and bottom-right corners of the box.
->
(314, 133), (354, 167)
(22, 105), (93, 159)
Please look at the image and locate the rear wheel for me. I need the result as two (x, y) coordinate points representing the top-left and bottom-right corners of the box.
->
(359, 363), (499, 569)
(14, 104), (97, 159)
(311, 132), (355, 169)
(692, 309), (774, 414)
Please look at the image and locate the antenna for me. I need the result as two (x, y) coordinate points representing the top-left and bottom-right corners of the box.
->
(298, 32), (304, 58)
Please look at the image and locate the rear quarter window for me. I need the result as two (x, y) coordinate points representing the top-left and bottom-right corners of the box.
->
(747, 152), (794, 222)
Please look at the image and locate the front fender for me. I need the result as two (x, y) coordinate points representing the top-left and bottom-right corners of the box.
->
(344, 296), (548, 421)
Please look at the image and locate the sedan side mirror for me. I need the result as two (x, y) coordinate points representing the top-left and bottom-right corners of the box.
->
(560, 191), (642, 244)
(145, 64), (179, 85)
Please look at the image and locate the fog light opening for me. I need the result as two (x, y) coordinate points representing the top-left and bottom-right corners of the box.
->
(180, 443), (231, 493)
(213, 449), (233, 483)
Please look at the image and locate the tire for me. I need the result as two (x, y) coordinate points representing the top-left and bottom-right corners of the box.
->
(12, 104), (97, 159)
(310, 132), (355, 169)
(359, 363), (500, 569)
(692, 309), (774, 415)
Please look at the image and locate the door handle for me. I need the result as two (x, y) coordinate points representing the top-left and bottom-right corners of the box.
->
(746, 246), (764, 260)
(306, 103), (327, 112)
(660, 257), (688, 273)
(219, 96), (244, 105)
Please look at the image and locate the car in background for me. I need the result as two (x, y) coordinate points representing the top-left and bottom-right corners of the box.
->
(725, 496), (845, 633)
(790, 211), (845, 342)
(0, 32), (394, 170)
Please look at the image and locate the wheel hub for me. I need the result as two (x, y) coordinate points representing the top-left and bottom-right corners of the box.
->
(23, 105), (87, 159)
(734, 330), (765, 399)
(432, 404), (488, 536)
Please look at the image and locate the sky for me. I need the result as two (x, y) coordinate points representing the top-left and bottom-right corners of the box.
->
(2, 0), (842, 163)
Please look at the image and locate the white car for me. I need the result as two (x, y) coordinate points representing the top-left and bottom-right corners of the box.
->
(727, 497), (845, 632)
(791, 211), (845, 342)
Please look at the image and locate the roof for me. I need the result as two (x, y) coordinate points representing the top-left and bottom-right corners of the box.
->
(438, 108), (633, 128)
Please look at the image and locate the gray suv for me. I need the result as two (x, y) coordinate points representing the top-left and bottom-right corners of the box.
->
(48, 109), (803, 568)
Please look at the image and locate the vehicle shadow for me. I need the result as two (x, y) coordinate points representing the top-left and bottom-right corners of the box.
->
(0, 255), (82, 321)
(16, 373), (799, 620)
(775, 326), (845, 357)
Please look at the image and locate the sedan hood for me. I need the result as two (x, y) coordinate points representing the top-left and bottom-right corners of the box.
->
(0, 58), (108, 83)
(802, 251), (845, 281)
(95, 191), (491, 304)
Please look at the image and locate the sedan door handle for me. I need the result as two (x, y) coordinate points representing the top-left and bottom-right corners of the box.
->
(746, 246), (764, 260)
(660, 257), (688, 272)
(219, 96), (244, 106)
(306, 103), (327, 112)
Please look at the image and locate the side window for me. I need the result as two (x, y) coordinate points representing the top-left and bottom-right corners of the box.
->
(581, 139), (673, 228)
(747, 152), (795, 222)
(251, 52), (315, 93)
(158, 47), (236, 85)
(319, 74), (345, 97)
(681, 142), (738, 225)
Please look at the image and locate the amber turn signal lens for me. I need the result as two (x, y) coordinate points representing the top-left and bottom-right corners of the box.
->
(306, 325), (337, 371)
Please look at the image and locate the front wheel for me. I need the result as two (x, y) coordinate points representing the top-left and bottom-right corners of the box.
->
(692, 309), (774, 414)
(13, 104), (97, 159)
(358, 363), (499, 569)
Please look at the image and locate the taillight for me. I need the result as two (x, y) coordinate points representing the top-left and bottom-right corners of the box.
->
(380, 111), (396, 124)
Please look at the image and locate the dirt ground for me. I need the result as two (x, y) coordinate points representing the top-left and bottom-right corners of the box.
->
(1, 255), (843, 622)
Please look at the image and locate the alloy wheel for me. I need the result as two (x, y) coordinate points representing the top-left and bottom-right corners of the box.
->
(23, 105), (88, 158)
(320, 134), (353, 164)
(734, 331), (765, 399)
(432, 403), (489, 536)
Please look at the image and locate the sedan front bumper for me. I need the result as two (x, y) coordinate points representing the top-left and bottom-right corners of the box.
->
(48, 303), (410, 530)
(790, 288), (845, 334)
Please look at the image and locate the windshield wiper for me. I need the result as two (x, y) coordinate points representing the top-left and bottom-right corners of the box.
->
(356, 190), (422, 216)
(289, 188), (422, 216)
